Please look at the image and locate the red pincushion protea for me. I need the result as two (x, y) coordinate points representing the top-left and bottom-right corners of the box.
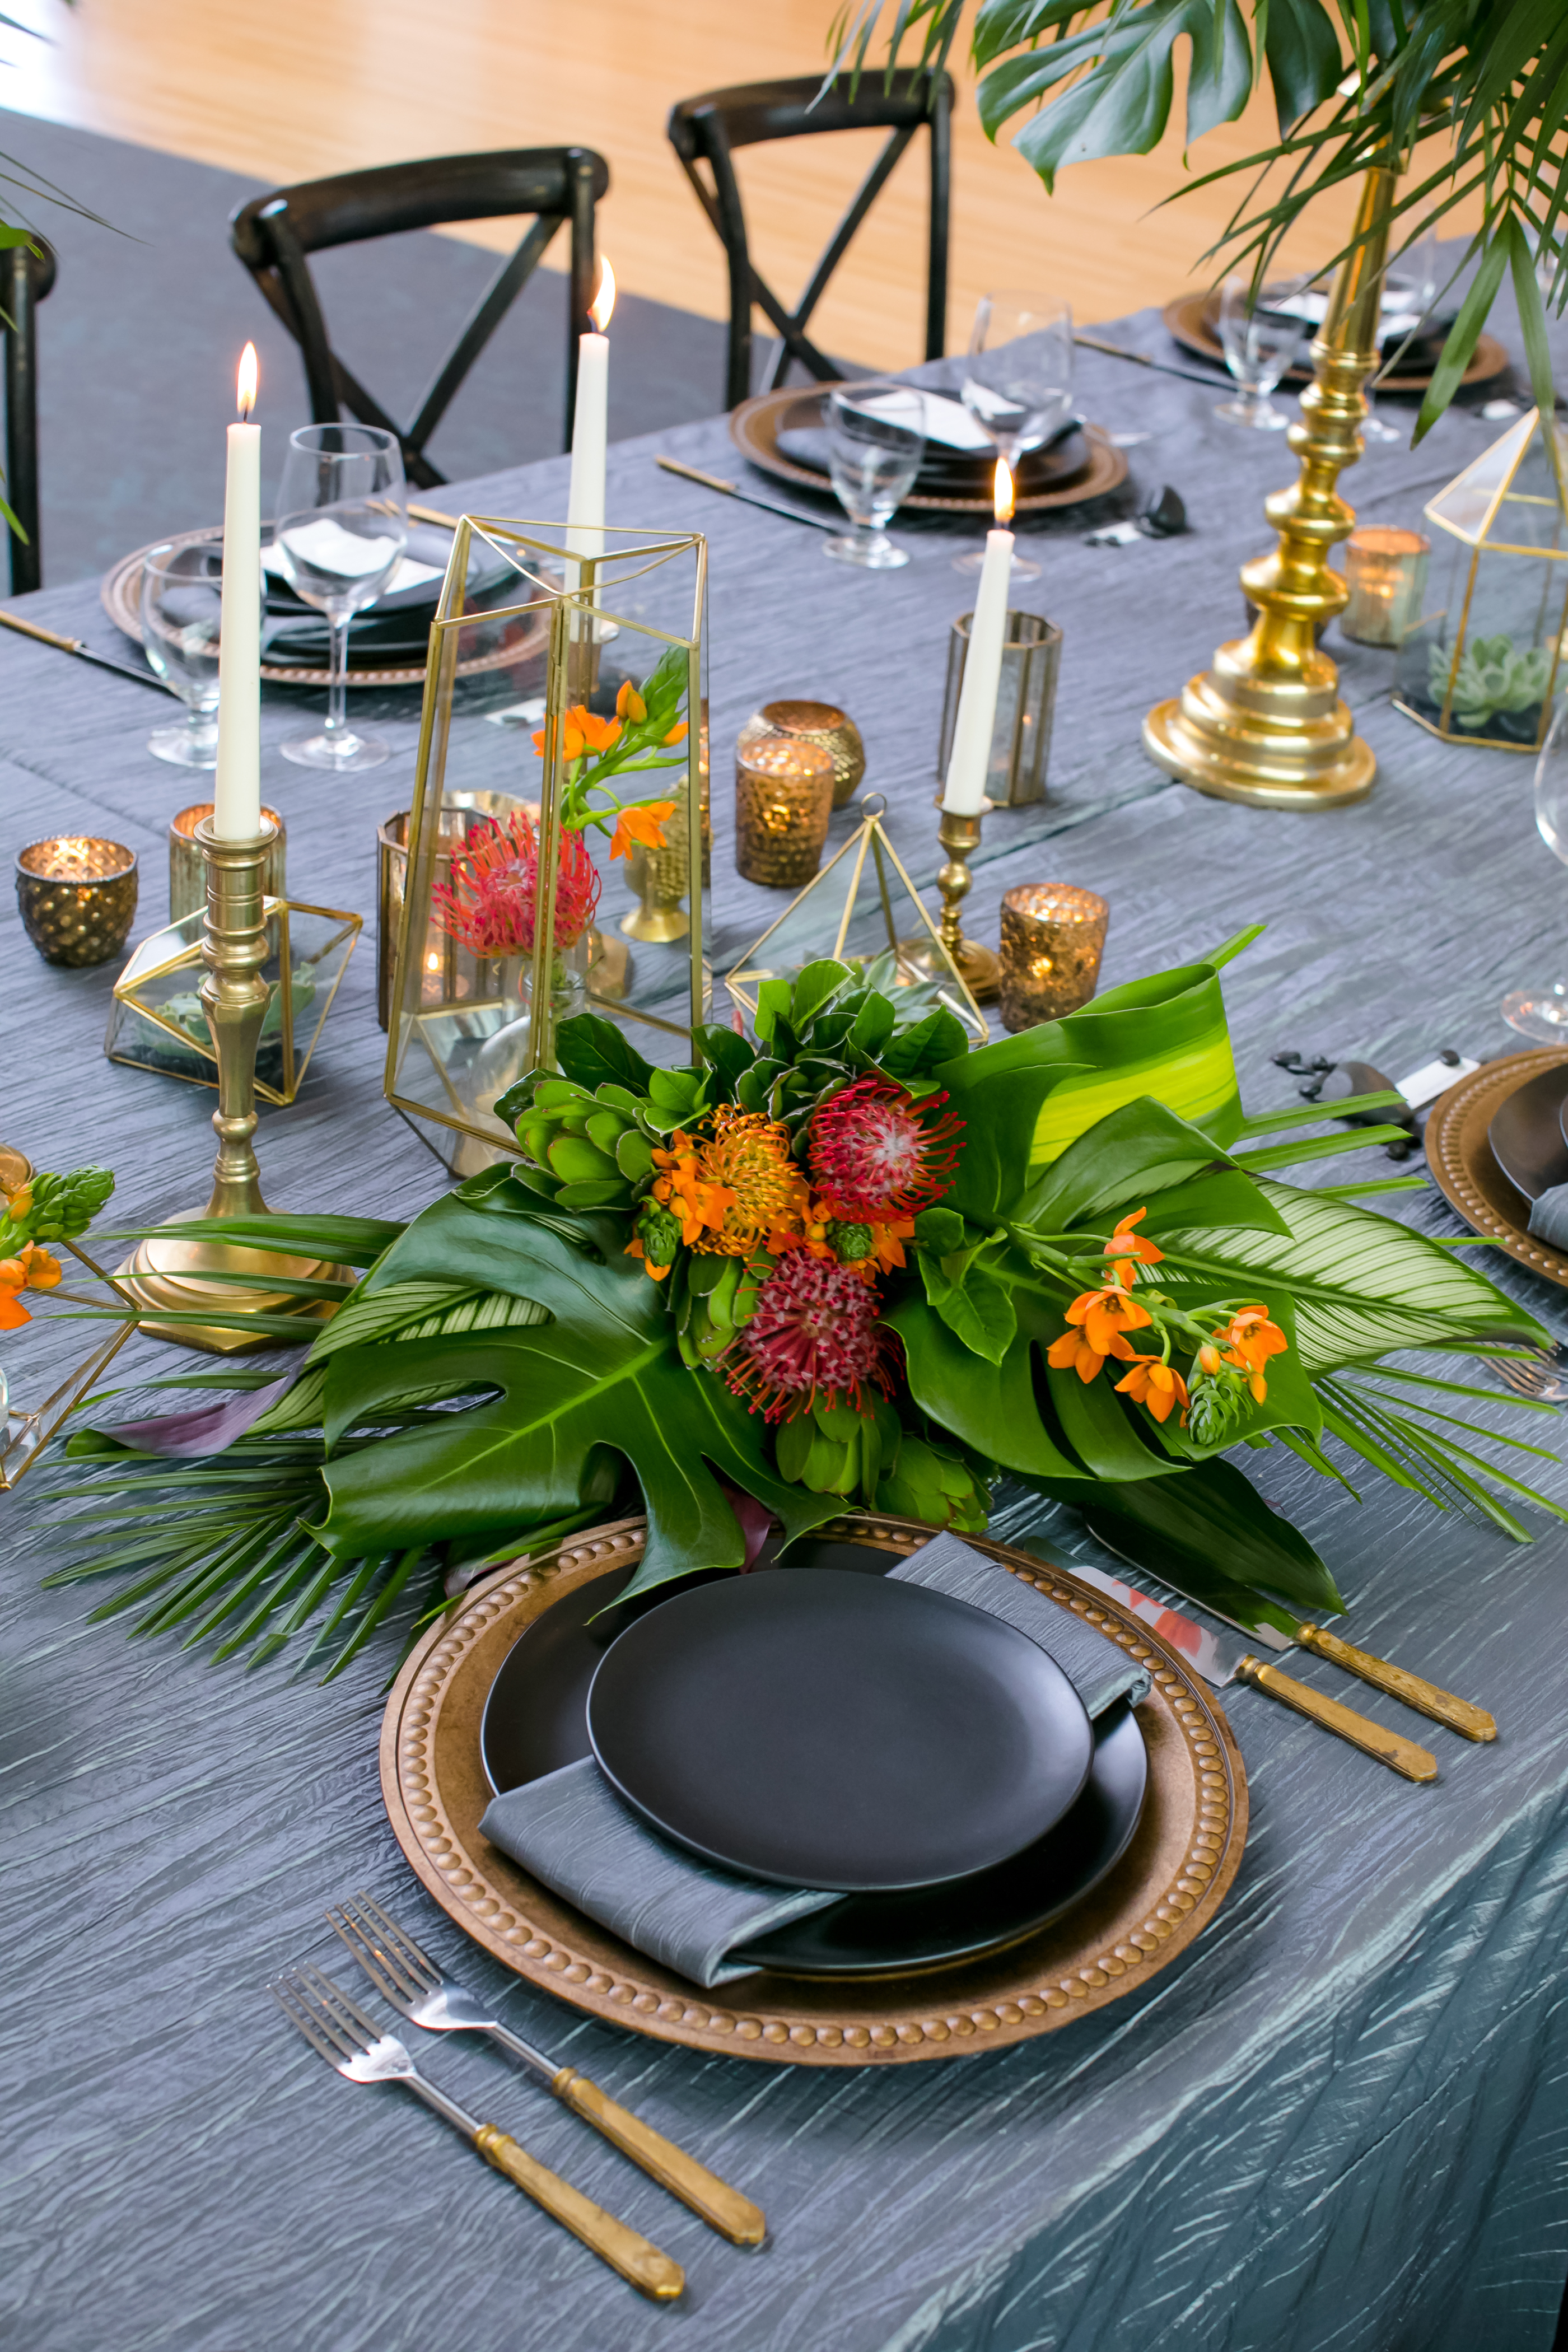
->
(806, 1075), (963, 1221)
(722, 1247), (897, 1421)
(430, 814), (602, 957)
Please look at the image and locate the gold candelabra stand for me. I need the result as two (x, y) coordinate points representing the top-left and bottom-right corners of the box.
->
(900, 799), (1000, 1002)
(116, 814), (347, 1354)
(1144, 160), (1398, 807)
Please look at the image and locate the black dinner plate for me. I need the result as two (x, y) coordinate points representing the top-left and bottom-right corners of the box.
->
(585, 1566), (1094, 1892)
(256, 518), (524, 670)
(1487, 1062), (1568, 1200)
(731, 1701), (1147, 1978)
(774, 398), (1089, 501)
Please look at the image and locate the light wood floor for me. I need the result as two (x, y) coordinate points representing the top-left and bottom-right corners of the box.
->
(3, 0), (1473, 367)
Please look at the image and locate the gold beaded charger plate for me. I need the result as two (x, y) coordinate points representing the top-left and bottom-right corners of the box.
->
(1425, 1049), (1568, 1291)
(729, 390), (1128, 515)
(380, 1513), (1248, 2067)
(1161, 295), (1509, 392)
(102, 522), (546, 690)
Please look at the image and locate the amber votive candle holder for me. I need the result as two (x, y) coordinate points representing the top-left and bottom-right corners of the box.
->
(734, 734), (835, 888)
(1340, 526), (1430, 648)
(745, 699), (866, 809)
(170, 801), (285, 923)
(998, 884), (1109, 1032)
(16, 835), (139, 967)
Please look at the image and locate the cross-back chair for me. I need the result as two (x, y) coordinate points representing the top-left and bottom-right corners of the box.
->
(4, 235), (54, 594)
(667, 72), (951, 409)
(230, 148), (609, 488)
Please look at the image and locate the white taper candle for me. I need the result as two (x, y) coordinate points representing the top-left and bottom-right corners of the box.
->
(213, 341), (262, 840)
(941, 459), (1016, 815)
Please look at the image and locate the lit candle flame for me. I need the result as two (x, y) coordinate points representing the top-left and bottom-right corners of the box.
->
(993, 457), (1014, 528)
(236, 341), (258, 419)
(590, 257), (617, 334)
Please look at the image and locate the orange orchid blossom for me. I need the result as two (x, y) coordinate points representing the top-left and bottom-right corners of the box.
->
(0, 1240), (62, 1330)
(1047, 1324), (1135, 1384)
(1220, 1305), (1289, 1402)
(1103, 1207), (1164, 1282)
(530, 703), (623, 764)
(615, 679), (646, 723)
(800, 1197), (914, 1284)
(610, 801), (675, 862)
(1063, 1282), (1153, 1358)
(1114, 1355), (1190, 1425)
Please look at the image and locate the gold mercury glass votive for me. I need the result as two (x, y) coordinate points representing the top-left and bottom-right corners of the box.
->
(170, 802), (285, 923)
(1340, 526), (1430, 648)
(16, 836), (139, 967)
(734, 733), (836, 889)
(998, 884), (1109, 1033)
(744, 699), (866, 810)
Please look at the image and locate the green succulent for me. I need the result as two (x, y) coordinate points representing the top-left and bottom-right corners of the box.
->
(774, 1393), (903, 1506)
(1430, 633), (1553, 729)
(0, 1165), (114, 1257)
(502, 1075), (662, 1210)
(876, 1433), (991, 1534)
(671, 1250), (765, 1368)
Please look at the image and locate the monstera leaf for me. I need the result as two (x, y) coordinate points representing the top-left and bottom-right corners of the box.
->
(316, 1179), (837, 1600)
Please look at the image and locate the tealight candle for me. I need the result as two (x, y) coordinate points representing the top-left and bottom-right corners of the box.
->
(1341, 526), (1429, 648)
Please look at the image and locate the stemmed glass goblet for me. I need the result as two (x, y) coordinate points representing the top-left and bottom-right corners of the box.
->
(1216, 278), (1307, 430)
(1502, 700), (1568, 1039)
(956, 291), (1074, 578)
(274, 422), (408, 771)
(140, 542), (225, 767)
(822, 381), (926, 568)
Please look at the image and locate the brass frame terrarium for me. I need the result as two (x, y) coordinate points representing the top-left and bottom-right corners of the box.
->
(1393, 408), (1568, 755)
(384, 516), (708, 1177)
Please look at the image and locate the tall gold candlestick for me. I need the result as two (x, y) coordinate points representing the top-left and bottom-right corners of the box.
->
(900, 797), (1000, 1002)
(116, 815), (346, 1354)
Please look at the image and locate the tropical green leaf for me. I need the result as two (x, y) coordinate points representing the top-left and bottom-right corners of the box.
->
(1065, 1451), (1344, 1615)
(101, 1212), (403, 1263)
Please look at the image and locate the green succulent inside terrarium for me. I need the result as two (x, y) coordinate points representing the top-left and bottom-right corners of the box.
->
(1429, 633), (1554, 730)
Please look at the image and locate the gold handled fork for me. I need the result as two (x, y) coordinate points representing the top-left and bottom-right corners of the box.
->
(270, 1962), (684, 2302)
(327, 1893), (764, 2247)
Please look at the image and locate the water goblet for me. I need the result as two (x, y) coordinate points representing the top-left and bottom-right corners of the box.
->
(823, 381), (926, 569)
(955, 291), (1074, 578)
(1502, 701), (1568, 1039)
(274, 422), (408, 771)
(141, 542), (224, 767)
(1216, 278), (1307, 430)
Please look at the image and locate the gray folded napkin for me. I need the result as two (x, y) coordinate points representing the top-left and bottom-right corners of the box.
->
(1528, 1184), (1568, 1252)
(479, 1532), (1150, 1988)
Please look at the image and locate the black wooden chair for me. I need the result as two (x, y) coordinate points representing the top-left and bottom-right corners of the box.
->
(230, 148), (609, 489)
(667, 72), (951, 409)
(3, 236), (54, 594)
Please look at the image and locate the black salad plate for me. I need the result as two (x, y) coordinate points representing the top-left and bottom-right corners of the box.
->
(1487, 1062), (1568, 1201)
(585, 1566), (1094, 1892)
(262, 518), (523, 669)
(731, 1702), (1147, 1978)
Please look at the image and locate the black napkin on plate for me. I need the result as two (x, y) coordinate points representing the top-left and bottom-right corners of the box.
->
(478, 1532), (1150, 1988)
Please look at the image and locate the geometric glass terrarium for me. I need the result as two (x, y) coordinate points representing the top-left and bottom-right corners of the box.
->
(723, 793), (987, 1041)
(104, 897), (362, 1104)
(384, 515), (708, 1178)
(1394, 409), (1568, 753)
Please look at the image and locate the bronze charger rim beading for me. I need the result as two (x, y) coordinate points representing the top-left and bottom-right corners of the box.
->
(1160, 294), (1510, 394)
(728, 391), (1130, 516)
(101, 523), (549, 691)
(379, 1511), (1248, 2068)
(1424, 1048), (1568, 1291)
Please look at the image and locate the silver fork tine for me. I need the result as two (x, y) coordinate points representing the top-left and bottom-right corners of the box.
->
(296, 1958), (386, 2050)
(325, 1901), (419, 2009)
(269, 1973), (346, 2066)
(348, 1890), (442, 1991)
(273, 1966), (368, 2064)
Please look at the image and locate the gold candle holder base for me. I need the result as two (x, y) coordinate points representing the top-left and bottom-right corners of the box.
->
(897, 798), (999, 1004)
(1142, 160), (1397, 810)
(115, 815), (347, 1356)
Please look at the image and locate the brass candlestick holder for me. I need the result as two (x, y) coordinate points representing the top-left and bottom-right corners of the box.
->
(900, 797), (1000, 1003)
(1143, 158), (1398, 806)
(115, 815), (347, 1355)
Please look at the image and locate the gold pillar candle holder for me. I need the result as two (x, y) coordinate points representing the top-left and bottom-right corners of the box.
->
(171, 801), (284, 923)
(1144, 158), (1398, 806)
(898, 797), (1000, 1004)
(741, 699), (865, 810)
(1340, 528), (1430, 648)
(735, 734), (836, 888)
(938, 613), (1061, 808)
(998, 884), (1109, 1032)
(115, 814), (348, 1355)
(16, 836), (139, 967)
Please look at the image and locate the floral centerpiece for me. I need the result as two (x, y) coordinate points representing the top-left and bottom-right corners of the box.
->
(44, 935), (1562, 1674)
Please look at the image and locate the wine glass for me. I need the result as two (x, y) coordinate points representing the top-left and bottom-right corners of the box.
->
(1216, 278), (1307, 430)
(822, 381), (926, 568)
(140, 542), (223, 767)
(956, 291), (1074, 578)
(273, 422), (407, 771)
(1502, 699), (1568, 1039)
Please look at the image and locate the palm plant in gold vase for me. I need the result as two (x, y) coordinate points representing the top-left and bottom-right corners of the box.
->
(832, 0), (1568, 804)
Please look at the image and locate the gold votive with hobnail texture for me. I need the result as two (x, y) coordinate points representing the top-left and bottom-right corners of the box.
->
(998, 884), (1109, 1033)
(1340, 526), (1430, 648)
(735, 734), (835, 889)
(745, 699), (865, 809)
(171, 801), (285, 923)
(16, 836), (139, 967)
